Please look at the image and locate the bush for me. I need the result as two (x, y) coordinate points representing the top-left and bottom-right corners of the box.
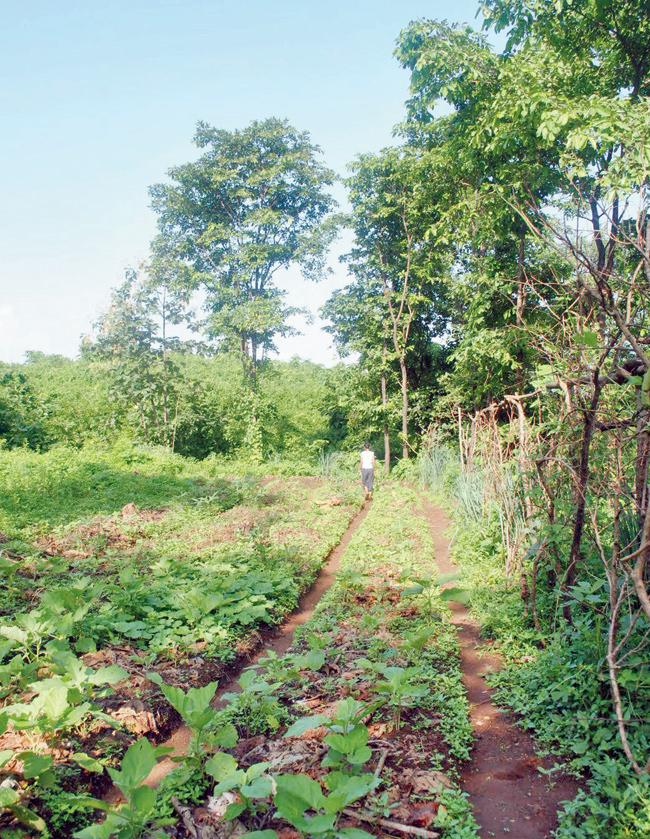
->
(391, 457), (418, 480)
(556, 759), (650, 838)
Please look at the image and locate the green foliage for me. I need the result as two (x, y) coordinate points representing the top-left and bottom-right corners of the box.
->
(323, 147), (451, 456)
(39, 784), (100, 837)
(0, 352), (363, 461)
(363, 663), (428, 730)
(147, 676), (225, 758)
(274, 771), (376, 838)
(0, 370), (50, 450)
(150, 118), (336, 374)
(555, 758), (650, 839)
(286, 698), (376, 771)
(0, 444), (357, 665)
(221, 669), (291, 736)
(87, 268), (191, 448)
(3, 5), (650, 836)
(447, 493), (650, 835)
(208, 756), (276, 821)
(155, 763), (212, 821)
(0, 443), (363, 836)
(0, 786), (47, 834)
(73, 739), (174, 839)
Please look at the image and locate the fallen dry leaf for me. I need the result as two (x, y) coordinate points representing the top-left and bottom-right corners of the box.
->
(368, 722), (392, 737)
(277, 829), (301, 839)
(409, 769), (452, 794)
(407, 801), (440, 827)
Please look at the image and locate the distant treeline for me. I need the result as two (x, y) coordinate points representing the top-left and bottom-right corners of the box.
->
(0, 351), (437, 461)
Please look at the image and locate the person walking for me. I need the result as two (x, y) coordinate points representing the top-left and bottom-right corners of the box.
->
(360, 441), (375, 500)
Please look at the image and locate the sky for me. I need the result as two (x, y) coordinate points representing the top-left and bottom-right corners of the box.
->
(0, 0), (487, 366)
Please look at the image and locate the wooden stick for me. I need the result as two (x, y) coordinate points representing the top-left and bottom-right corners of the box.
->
(343, 808), (440, 839)
(374, 748), (389, 778)
(171, 796), (199, 839)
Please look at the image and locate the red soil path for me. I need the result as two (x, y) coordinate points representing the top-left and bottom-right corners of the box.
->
(422, 498), (580, 839)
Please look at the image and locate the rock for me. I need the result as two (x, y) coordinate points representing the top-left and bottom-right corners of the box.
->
(206, 791), (240, 820)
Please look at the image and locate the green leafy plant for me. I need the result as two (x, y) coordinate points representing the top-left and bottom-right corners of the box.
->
(222, 669), (291, 736)
(337, 569), (367, 604)
(272, 772), (376, 839)
(0, 786), (47, 834)
(285, 698), (376, 773)
(257, 648), (326, 684)
(147, 674), (230, 759)
(2, 648), (126, 735)
(400, 571), (469, 619)
(362, 662), (428, 730)
(206, 753), (276, 821)
(74, 738), (174, 839)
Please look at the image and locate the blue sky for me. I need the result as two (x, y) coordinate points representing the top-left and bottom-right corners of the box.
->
(1, 0), (487, 365)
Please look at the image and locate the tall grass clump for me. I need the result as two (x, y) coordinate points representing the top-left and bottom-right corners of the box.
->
(317, 449), (359, 480)
(418, 439), (485, 523)
(418, 443), (452, 493)
(455, 468), (485, 522)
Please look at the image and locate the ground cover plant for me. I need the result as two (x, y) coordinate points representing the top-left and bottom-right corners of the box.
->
(0, 442), (360, 836)
(54, 481), (477, 839)
(227, 483), (473, 837)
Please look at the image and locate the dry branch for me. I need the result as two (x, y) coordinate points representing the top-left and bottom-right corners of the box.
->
(343, 808), (440, 839)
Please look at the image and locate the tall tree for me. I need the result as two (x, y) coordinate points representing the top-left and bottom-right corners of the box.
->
(149, 118), (337, 378)
(344, 148), (448, 458)
(396, 20), (565, 410)
(89, 269), (190, 447)
(322, 276), (395, 472)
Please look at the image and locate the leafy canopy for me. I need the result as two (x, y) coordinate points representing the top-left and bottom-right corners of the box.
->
(150, 118), (337, 368)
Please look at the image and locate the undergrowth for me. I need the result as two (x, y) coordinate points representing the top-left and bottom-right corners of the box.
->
(10, 481), (479, 838)
(428, 460), (650, 839)
(0, 443), (360, 836)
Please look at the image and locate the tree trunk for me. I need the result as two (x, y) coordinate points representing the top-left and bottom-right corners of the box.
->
(515, 230), (527, 325)
(400, 358), (409, 459)
(515, 229), (527, 394)
(381, 371), (390, 475)
(161, 288), (169, 447)
(563, 375), (602, 621)
(635, 389), (650, 524)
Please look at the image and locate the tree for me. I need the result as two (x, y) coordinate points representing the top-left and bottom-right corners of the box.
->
(0, 370), (49, 450)
(483, 0), (650, 99)
(149, 118), (337, 378)
(322, 276), (396, 472)
(396, 20), (567, 409)
(89, 269), (190, 447)
(396, 4), (650, 781)
(343, 149), (448, 458)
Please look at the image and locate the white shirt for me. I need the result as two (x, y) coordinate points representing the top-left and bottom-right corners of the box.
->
(360, 450), (375, 469)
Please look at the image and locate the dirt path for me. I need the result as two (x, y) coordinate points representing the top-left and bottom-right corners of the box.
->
(421, 498), (579, 839)
(108, 499), (372, 797)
